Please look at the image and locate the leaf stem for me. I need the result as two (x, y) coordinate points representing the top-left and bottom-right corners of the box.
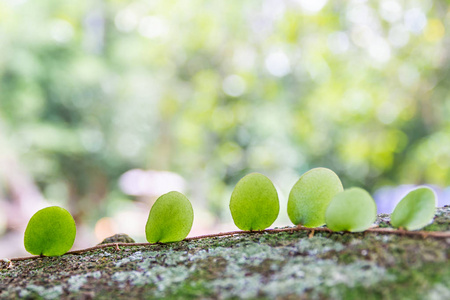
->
(7, 226), (450, 262)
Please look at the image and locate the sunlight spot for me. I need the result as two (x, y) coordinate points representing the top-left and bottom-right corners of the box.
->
(342, 89), (373, 114)
(377, 101), (399, 124)
(398, 64), (420, 87)
(296, 0), (328, 14)
(265, 51), (291, 77)
(424, 19), (445, 42)
(233, 47), (256, 70)
(50, 19), (74, 43)
(138, 16), (169, 39)
(347, 3), (374, 25)
(263, 0), (286, 19)
(368, 37), (391, 63)
(115, 9), (139, 32)
(388, 24), (410, 48)
(222, 75), (246, 97)
(379, 0), (403, 23)
(351, 25), (375, 48)
(404, 8), (427, 34)
(328, 32), (350, 54)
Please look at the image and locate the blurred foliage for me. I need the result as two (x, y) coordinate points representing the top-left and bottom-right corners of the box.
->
(0, 0), (449, 222)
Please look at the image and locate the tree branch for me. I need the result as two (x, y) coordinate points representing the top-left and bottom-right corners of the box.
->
(6, 226), (449, 263)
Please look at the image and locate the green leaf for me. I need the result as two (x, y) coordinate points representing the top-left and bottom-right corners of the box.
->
(287, 168), (343, 227)
(24, 206), (76, 256)
(145, 191), (194, 243)
(390, 187), (436, 230)
(325, 188), (377, 232)
(229, 173), (279, 231)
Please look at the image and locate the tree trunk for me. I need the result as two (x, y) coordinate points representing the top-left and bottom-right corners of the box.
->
(1, 207), (449, 299)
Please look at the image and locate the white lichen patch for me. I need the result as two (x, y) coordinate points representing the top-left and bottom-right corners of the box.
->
(207, 274), (263, 299)
(103, 236), (387, 298)
(68, 271), (102, 292)
(111, 270), (149, 286)
(98, 250), (112, 257)
(295, 236), (345, 255)
(272, 257), (391, 288)
(187, 236), (344, 266)
(435, 206), (450, 217)
(374, 234), (394, 242)
(115, 249), (190, 270)
(199, 244), (393, 299)
(428, 284), (450, 300)
(18, 284), (63, 299)
(115, 250), (145, 267)
(111, 265), (190, 297)
(194, 243), (285, 266)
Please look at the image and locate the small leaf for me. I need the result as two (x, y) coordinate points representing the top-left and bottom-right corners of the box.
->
(229, 173), (279, 231)
(287, 168), (343, 227)
(325, 188), (377, 232)
(390, 187), (436, 230)
(145, 191), (194, 243)
(24, 206), (76, 256)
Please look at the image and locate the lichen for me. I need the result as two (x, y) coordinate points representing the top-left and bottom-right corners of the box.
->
(18, 284), (63, 299)
(428, 284), (450, 300)
(68, 271), (102, 292)
(111, 266), (191, 297)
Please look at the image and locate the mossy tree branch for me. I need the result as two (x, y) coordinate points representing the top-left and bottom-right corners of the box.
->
(7, 225), (450, 263)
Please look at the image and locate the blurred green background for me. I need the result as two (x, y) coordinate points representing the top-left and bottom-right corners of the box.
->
(0, 0), (449, 255)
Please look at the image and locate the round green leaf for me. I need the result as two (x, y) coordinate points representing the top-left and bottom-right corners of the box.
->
(24, 206), (76, 256)
(145, 191), (194, 243)
(229, 173), (279, 231)
(287, 168), (343, 227)
(390, 187), (436, 230)
(325, 188), (377, 232)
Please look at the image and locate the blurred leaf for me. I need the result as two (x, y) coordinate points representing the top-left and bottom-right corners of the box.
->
(390, 187), (436, 230)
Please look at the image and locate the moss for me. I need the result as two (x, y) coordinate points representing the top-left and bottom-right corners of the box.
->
(331, 261), (450, 300)
(169, 281), (215, 299)
(189, 256), (228, 281)
(423, 216), (450, 231)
